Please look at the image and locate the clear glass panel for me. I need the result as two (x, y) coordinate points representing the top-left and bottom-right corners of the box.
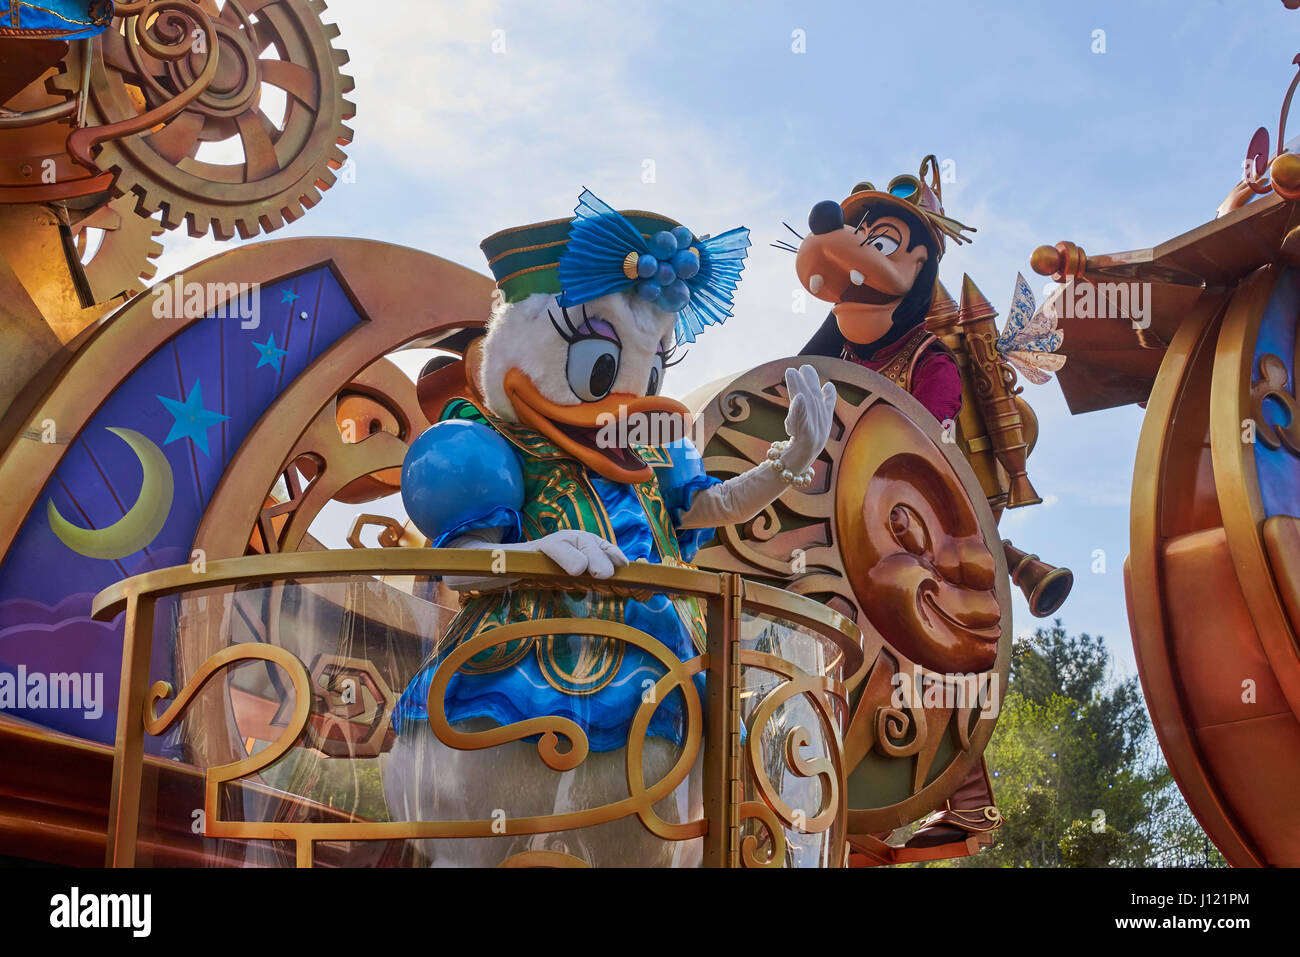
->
(131, 574), (707, 867)
(736, 611), (851, 868)
(122, 571), (857, 867)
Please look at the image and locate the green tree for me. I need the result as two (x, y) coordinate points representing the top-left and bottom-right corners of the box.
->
(935, 621), (1224, 867)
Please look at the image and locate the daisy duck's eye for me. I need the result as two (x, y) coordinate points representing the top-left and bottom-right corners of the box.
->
(646, 353), (665, 396)
(567, 336), (621, 401)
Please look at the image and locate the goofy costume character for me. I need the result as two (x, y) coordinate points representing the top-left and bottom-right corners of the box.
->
(793, 158), (1009, 851)
(795, 155), (974, 425)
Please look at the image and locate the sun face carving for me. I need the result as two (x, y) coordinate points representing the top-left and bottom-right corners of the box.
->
(689, 355), (1012, 830)
(837, 403), (1001, 674)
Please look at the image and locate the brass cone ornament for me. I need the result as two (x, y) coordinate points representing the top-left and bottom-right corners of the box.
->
(1003, 540), (1074, 617)
(958, 274), (1042, 508)
(925, 279), (1006, 510)
(924, 278), (960, 333)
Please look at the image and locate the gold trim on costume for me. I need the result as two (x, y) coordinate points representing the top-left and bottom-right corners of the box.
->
(486, 238), (569, 267)
(843, 325), (937, 393)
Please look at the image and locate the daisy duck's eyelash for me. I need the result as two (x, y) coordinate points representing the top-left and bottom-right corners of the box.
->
(548, 304), (619, 344)
(548, 306), (582, 342)
(660, 340), (688, 368)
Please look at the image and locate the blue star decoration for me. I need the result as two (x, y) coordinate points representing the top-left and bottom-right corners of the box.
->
(156, 380), (230, 456)
(252, 333), (289, 371)
(281, 289), (300, 305)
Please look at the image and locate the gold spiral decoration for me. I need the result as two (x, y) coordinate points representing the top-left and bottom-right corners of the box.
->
(738, 801), (787, 868)
(744, 503), (781, 542)
(720, 392), (752, 423)
(139, 626), (706, 853)
(143, 643), (312, 792)
(736, 648), (848, 868)
(745, 674), (842, 834)
(873, 687), (929, 759)
(624, 659), (709, 841)
(419, 616), (708, 838)
(68, 0), (222, 168)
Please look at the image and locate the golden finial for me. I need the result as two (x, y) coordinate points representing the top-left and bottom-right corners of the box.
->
(925, 279), (960, 334)
(958, 274), (996, 325)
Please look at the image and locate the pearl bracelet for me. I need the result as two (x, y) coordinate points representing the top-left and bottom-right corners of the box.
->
(765, 440), (813, 489)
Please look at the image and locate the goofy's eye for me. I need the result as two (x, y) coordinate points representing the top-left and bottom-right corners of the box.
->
(647, 353), (665, 396)
(865, 231), (901, 256)
(566, 336), (621, 401)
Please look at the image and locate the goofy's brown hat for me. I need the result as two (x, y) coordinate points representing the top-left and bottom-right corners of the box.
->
(841, 154), (975, 254)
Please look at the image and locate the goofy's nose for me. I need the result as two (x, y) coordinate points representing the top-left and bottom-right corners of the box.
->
(808, 200), (844, 236)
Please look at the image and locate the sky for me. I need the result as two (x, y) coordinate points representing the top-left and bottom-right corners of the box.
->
(148, 0), (1300, 680)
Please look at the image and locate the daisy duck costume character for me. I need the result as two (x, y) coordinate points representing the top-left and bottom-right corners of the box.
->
(384, 190), (837, 865)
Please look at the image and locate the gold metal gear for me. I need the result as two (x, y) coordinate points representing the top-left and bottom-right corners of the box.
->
(50, 0), (354, 241)
(69, 194), (166, 303)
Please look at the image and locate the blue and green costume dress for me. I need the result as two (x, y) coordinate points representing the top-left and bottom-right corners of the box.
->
(392, 399), (721, 752)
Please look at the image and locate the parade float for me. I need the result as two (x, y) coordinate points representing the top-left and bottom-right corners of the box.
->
(0, 0), (1086, 868)
(1027, 52), (1300, 869)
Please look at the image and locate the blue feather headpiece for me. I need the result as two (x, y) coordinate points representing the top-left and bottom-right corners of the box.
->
(555, 189), (750, 343)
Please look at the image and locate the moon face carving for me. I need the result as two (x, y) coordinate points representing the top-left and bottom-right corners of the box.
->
(837, 403), (1001, 674)
(47, 427), (175, 560)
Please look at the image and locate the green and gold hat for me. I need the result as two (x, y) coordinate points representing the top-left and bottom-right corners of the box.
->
(481, 208), (684, 304)
(479, 189), (751, 344)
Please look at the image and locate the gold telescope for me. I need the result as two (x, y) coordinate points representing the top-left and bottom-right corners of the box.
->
(1002, 540), (1073, 617)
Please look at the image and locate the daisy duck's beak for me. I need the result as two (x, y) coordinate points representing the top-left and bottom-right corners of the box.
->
(503, 368), (692, 483)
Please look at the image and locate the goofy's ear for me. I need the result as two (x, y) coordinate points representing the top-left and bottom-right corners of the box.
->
(799, 310), (846, 358)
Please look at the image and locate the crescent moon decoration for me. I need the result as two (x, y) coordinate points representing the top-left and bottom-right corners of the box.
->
(0, 257), (366, 748)
(46, 428), (175, 560)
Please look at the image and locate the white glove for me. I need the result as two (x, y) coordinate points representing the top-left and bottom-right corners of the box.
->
(778, 364), (837, 474)
(678, 364), (836, 529)
(441, 528), (628, 592)
(530, 529), (629, 578)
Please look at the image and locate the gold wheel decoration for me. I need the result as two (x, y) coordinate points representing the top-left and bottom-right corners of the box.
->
(690, 356), (1012, 838)
(255, 356), (430, 555)
(51, 0), (354, 239)
(69, 194), (166, 303)
(1024, 50), (1300, 864)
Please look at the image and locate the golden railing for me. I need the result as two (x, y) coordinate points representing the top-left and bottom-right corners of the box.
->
(91, 548), (864, 868)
